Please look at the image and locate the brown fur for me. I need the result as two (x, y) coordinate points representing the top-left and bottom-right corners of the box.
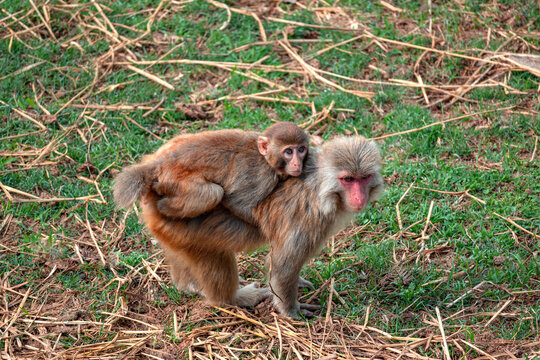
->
(135, 135), (383, 316)
(113, 123), (309, 224)
(113, 123), (309, 307)
(264, 122), (308, 146)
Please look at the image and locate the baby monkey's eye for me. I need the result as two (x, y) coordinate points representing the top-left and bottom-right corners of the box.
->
(298, 146), (306, 153)
(284, 148), (293, 155)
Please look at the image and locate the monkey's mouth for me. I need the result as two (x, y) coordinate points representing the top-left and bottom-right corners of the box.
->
(289, 170), (302, 177)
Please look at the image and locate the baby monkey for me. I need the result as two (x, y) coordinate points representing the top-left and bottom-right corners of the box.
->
(114, 122), (310, 224)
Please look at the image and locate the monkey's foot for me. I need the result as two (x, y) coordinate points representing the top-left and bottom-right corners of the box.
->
(173, 280), (200, 294)
(298, 276), (315, 290)
(234, 283), (270, 307)
(156, 198), (179, 218)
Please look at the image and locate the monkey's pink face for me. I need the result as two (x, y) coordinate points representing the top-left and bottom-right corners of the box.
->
(339, 173), (373, 212)
(282, 145), (307, 177)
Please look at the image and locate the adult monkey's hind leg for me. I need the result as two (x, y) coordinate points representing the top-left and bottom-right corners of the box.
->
(162, 246), (200, 294)
(184, 248), (269, 307)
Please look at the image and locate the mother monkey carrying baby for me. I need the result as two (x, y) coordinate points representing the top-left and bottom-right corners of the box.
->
(114, 123), (383, 318)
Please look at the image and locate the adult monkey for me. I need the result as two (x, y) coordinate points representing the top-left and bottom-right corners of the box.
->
(140, 135), (383, 317)
(114, 122), (310, 224)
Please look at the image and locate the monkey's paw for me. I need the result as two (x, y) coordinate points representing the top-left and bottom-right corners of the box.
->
(283, 302), (321, 319)
(235, 283), (270, 307)
(298, 303), (321, 318)
(156, 198), (178, 217)
(298, 276), (315, 290)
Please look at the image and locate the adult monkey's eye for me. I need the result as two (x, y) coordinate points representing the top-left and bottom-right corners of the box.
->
(298, 146), (306, 153)
(343, 176), (354, 183)
(284, 148), (293, 155)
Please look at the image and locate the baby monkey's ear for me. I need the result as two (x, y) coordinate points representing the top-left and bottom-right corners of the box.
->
(257, 136), (270, 156)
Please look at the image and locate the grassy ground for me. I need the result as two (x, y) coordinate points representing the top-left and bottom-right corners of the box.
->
(1, 0), (539, 358)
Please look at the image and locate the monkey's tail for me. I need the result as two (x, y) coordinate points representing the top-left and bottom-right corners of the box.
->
(113, 163), (154, 209)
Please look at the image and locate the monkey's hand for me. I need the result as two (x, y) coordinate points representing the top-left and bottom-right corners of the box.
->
(298, 276), (315, 290)
(286, 302), (321, 319)
(299, 302), (321, 317)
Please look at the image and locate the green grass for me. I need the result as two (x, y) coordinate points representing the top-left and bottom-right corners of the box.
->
(1, 0), (539, 358)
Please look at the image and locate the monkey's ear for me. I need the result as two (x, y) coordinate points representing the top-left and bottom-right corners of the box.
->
(257, 136), (270, 156)
(310, 135), (324, 146)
